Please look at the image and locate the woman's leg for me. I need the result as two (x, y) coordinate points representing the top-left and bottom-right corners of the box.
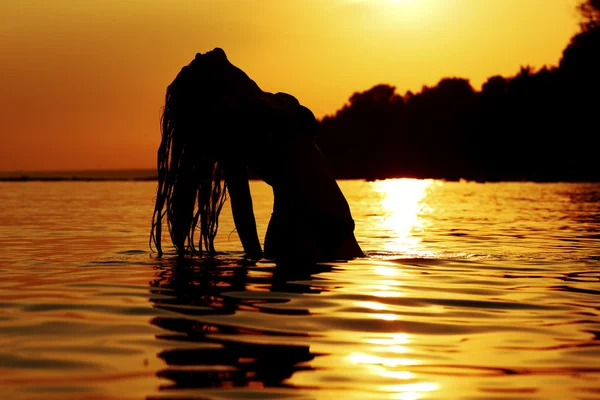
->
(263, 214), (278, 259)
(264, 211), (320, 262)
(336, 234), (365, 259)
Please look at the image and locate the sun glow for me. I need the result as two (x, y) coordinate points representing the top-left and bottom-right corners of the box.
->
(388, 0), (417, 5)
(372, 0), (442, 29)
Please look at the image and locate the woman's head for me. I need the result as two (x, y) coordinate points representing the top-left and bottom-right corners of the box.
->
(150, 48), (255, 257)
(176, 48), (260, 104)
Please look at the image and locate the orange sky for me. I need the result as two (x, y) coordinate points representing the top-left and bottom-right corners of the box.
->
(0, 0), (581, 171)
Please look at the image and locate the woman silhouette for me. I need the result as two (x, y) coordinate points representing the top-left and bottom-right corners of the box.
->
(151, 48), (363, 262)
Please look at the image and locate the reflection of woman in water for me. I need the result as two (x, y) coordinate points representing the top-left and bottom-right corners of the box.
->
(150, 48), (363, 261)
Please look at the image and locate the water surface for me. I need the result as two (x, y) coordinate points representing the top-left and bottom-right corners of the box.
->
(0, 180), (599, 399)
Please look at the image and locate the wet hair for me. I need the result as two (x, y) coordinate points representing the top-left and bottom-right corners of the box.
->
(150, 55), (230, 257)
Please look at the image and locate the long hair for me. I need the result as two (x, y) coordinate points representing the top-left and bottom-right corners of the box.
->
(150, 63), (229, 257)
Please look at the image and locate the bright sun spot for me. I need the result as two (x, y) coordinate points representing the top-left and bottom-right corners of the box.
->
(373, 179), (437, 255)
(370, 0), (441, 29)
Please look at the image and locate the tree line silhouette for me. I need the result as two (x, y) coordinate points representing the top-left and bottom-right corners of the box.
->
(317, 0), (600, 182)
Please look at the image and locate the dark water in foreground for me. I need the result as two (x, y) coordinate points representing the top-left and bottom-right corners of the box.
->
(0, 180), (599, 400)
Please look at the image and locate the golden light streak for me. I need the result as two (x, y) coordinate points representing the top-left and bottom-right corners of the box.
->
(357, 301), (387, 310)
(380, 369), (414, 380)
(380, 279), (403, 286)
(365, 334), (410, 346)
(372, 313), (398, 321)
(395, 382), (439, 390)
(347, 352), (417, 367)
(381, 345), (409, 354)
(388, 382), (440, 398)
(372, 290), (403, 298)
(374, 266), (401, 277)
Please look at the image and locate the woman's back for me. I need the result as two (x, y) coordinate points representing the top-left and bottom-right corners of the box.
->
(228, 93), (361, 260)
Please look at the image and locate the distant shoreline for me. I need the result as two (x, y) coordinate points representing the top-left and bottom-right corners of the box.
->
(0, 169), (157, 182)
(0, 170), (598, 183)
(0, 176), (157, 182)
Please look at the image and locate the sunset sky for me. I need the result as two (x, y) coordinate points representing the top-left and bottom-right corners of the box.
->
(0, 0), (581, 171)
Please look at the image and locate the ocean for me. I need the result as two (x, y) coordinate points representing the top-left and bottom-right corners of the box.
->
(0, 179), (599, 399)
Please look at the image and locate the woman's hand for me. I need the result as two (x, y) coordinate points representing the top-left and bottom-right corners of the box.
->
(245, 247), (263, 263)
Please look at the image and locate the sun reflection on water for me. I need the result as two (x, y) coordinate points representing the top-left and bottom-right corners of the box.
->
(390, 382), (440, 400)
(365, 334), (410, 346)
(347, 341), (440, 399)
(348, 352), (417, 367)
(357, 301), (387, 310)
(348, 266), (442, 400)
(374, 179), (437, 255)
(374, 265), (401, 276)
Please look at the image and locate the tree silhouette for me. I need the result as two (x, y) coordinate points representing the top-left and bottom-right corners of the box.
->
(578, 0), (600, 31)
(316, 1), (599, 182)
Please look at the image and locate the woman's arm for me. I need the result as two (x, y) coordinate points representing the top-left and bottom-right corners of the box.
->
(223, 162), (263, 260)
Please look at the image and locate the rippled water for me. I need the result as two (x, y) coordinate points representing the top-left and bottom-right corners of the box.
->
(0, 180), (599, 400)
